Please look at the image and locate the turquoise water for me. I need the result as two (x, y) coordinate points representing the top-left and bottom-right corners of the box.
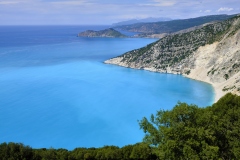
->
(0, 26), (214, 150)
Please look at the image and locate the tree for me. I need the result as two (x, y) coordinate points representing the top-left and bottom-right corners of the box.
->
(0, 142), (34, 160)
(139, 93), (240, 159)
(210, 93), (240, 159)
(130, 143), (156, 160)
(120, 145), (133, 160)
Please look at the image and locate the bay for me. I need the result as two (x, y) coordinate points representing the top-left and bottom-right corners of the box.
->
(0, 26), (214, 149)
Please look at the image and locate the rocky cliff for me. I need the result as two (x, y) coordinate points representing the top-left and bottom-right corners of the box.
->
(105, 15), (240, 101)
(78, 28), (127, 38)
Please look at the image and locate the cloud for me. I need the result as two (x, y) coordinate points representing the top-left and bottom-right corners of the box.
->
(140, 0), (176, 7)
(0, 0), (239, 25)
(217, 7), (234, 12)
(48, 0), (91, 5)
(0, 2), (18, 4)
(0, 0), (30, 5)
(152, 0), (176, 6)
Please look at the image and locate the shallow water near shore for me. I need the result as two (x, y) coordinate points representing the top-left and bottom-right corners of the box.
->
(0, 26), (214, 149)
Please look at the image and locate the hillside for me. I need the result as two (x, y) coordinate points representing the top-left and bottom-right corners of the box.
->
(78, 28), (127, 38)
(112, 17), (172, 26)
(115, 14), (235, 34)
(105, 15), (240, 101)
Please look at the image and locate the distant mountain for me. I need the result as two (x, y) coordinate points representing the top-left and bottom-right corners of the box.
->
(112, 17), (172, 26)
(78, 28), (127, 38)
(115, 14), (236, 34)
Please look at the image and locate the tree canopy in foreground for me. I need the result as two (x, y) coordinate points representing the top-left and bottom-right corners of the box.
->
(139, 93), (240, 159)
(0, 93), (239, 160)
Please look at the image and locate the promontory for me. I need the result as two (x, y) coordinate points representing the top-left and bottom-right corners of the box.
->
(78, 28), (127, 38)
(105, 15), (240, 102)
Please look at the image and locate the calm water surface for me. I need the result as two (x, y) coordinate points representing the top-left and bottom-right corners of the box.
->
(0, 26), (214, 149)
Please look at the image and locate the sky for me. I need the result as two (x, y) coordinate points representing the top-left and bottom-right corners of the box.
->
(0, 0), (239, 25)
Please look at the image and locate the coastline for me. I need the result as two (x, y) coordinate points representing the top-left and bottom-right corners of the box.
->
(105, 58), (222, 104)
(104, 16), (240, 104)
(184, 67), (240, 103)
(105, 29), (240, 103)
(184, 75), (225, 103)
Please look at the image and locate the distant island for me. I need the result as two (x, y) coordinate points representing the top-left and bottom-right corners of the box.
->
(78, 28), (127, 38)
(78, 15), (236, 39)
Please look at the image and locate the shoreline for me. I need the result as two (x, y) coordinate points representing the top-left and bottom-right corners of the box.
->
(183, 75), (225, 103)
(105, 16), (240, 104)
(104, 59), (224, 104)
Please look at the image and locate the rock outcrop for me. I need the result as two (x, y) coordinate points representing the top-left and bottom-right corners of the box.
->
(105, 15), (240, 102)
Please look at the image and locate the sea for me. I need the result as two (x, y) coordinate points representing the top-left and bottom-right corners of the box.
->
(0, 25), (214, 150)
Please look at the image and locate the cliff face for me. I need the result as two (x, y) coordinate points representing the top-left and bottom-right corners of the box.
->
(78, 28), (127, 38)
(105, 15), (240, 101)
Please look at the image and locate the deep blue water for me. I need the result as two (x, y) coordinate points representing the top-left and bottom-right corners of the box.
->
(0, 26), (214, 150)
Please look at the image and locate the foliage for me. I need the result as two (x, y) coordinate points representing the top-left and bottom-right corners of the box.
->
(139, 93), (240, 159)
(0, 143), (157, 160)
(185, 70), (191, 75)
(119, 14), (240, 75)
(224, 74), (229, 80)
(78, 28), (127, 38)
(0, 142), (34, 160)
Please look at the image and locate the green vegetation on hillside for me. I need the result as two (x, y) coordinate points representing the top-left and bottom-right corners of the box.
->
(119, 15), (240, 72)
(78, 28), (127, 38)
(115, 14), (236, 34)
(1, 93), (240, 159)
